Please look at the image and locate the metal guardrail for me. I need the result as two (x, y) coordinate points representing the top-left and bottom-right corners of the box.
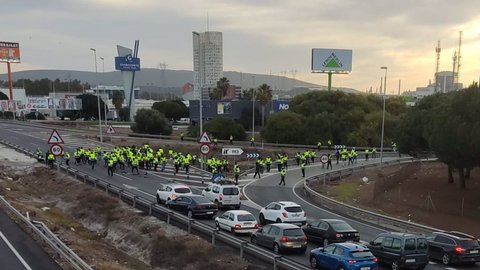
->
(0, 139), (309, 270)
(0, 196), (93, 270)
(302, 158), (442, 234)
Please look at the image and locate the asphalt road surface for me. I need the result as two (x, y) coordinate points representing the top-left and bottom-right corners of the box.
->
(0, 121), (477, 270)
(0, 208), (62, 270)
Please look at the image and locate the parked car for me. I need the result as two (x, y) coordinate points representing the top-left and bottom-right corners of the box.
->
(215, 210), (259, 234)
(165, 195), (218, 219)
(302, 219), (360, 247)
(367, 232), (428, 270)
(250, 223), (307, 254)
(426, 231), (480, 265)
(156, 183), (192, 204)
(202, 181), (241, 209)
(258, 201), (306, 226)
(310, 242), (378, 270)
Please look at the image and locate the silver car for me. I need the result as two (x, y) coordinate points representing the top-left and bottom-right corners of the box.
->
(250, 223), (307, 254)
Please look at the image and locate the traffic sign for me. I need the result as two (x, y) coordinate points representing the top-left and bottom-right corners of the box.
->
(50, 144), (63, 156)
(200, 144), (211, 155)
(320, 154), (329, 164)
(199, 131), (211, 143)
(48, 129), (64, 144)
(106, 125), (116, 134)
(222, 148), (244, 156)
(246, 153), (259, 159)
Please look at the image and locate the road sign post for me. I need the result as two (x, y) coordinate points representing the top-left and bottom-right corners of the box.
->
(50, 144), (63, 156)
(48, 129), (64, 144)
(198, 132), (212, 171)
(221, 148), (244, 156)
(106, 125), (115, 143)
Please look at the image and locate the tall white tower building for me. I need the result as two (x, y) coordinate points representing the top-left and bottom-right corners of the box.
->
(192, 31), (223, 99)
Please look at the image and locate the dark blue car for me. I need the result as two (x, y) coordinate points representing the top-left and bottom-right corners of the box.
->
(310, 242), (378, 270)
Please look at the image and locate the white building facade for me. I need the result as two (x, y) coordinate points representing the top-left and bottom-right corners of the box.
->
(192, 31), (223, 100)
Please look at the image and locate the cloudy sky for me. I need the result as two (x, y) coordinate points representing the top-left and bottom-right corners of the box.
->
(2, 0), (479, 93)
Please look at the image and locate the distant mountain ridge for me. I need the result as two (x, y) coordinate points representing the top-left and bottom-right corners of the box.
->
(0, 68), (359, 95)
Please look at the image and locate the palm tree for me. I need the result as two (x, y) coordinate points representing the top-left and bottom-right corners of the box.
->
(210, 77), (230, 100)
(255, 83), (273, 127)
(112, 91), (124, 120)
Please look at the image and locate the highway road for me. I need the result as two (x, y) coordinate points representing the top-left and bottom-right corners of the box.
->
(0, 121), (477, 270)
(0, 208), (62, 270)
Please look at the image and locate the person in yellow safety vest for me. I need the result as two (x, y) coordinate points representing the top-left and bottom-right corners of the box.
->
(295, 152), (301, 165)
(229, 135), (233, 145)
(234, 163), (241, 185)
(64, 152), (71, 166)
(311, 151), (316, 163)
(317, 141), (322, 150)
(265, 156), (272, 172)
(279, 166), (286, 186)
(282, 154), (288, 170)
(250, 137), (255, 147)
(131, 158), (139, 175)
(89, 152), (97, 170)
(48, 152), (55, 169)
(180, 132), (184, 141)
(107, 157), (115, 177)
(160, 156), (167, 172)
(153, 156), (159, 171)
(213, 138), (218, 148)
(328, 140), (332, 149)
(372, 147), (377, 159)
(327, 153), (333, 169)
(365, 149), (370, 161)
(300, 160), (306, 177)
(35, 148), (44, 162)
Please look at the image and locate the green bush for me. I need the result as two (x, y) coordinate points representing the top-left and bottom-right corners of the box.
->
(261, 111), (306, 144)
(131, 109), (172, 135)
(204, 117), (246, 141)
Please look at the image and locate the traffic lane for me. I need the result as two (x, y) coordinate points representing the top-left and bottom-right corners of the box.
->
(0, 233), (30, 270)
(0, 208), (62, 270)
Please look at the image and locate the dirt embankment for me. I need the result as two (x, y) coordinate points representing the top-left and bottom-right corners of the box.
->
(0, 164), (249, 270)
(310, 162), (480, 237)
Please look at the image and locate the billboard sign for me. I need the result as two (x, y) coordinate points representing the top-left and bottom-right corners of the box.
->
(26, 97), (49, 109)
(0, 41), (20, 63)
(273, 100), (289, 112)
(217, 102), (232, 115)
(115, 54), (141, 71)
(311, 48), (352, 73)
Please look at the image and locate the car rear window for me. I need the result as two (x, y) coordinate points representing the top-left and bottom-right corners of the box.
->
(284, 206), (302, 213)
(192, 196), (211, 204)
(223, 187), (239, 195)
(237, 214), (256, 222)
(459, 239), (480, 249)
(283, 228), (304, 236)
(331, 222), (354, 231)
(175, 188), (191, 194)
(350, 251), (374, 258)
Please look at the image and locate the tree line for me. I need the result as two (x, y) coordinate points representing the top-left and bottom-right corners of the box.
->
(1, 78), (89, 95)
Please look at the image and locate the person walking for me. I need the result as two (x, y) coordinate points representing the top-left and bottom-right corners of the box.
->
(47, 152), (55, 169)
(234, 162), (241, 185)
(250, 137), (255, 147)
(326, 153), (333, 169)
(64, 152), (70, 166)
(365, 149), (369, 161)
(131, 157), (139, 175)
(253, 159), (261, 179)
(229, 135), (233, 145)
(278, 166), (286, 186)
(180, 132), (184, 142)
(300, 161), (306, 177)
(107, 157), (114, 177)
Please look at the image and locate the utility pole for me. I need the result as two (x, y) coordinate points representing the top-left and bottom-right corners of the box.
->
(380, 67), (388, 166)
(90, 48), (103, 143)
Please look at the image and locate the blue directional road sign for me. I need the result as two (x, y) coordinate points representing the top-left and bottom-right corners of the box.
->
(115, 54), (141, 71)
(246, 153), (259, 159)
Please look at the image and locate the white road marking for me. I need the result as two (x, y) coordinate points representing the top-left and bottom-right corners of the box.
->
(0, 230), (33, 270)
(122, 184), (155, 198)
(113, 173), (133, 181)
(428, 261), (437, 264)
(445, 268), (457, 270)
(241, 176), (264, 210)
(292, 176), (388, 233)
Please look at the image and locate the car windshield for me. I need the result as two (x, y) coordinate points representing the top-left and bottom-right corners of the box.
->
(284, 206), (302, 213)
(331, 221), (354, 231)
(174, 188), (191, 194)
(223, 187), (239, 195)
(283, 228), (304, 236)
(350, 251), (374, 258)
(459, 239), (480, 249)
(237, 214), (256, 221)
(192, 196), (211, 204)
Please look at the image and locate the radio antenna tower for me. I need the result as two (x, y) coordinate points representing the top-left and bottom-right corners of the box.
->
(434, 40), (441, 87)
(455, 31), (463, 85)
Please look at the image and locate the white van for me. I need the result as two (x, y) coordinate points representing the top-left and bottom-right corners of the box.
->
(202, 181), (241, 209)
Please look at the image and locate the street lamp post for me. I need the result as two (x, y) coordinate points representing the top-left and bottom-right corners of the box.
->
(380, 66), (388, 166)
(99, 57), (107, 128)
(252, 76), (256, 140)
(90, 48), (103, 143)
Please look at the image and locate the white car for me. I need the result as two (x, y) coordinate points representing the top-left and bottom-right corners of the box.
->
(215, 210), (259, 234)
(156, 183), (192, 204)
(202, 182), (241, 209)
(259, 201), (306, 226)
